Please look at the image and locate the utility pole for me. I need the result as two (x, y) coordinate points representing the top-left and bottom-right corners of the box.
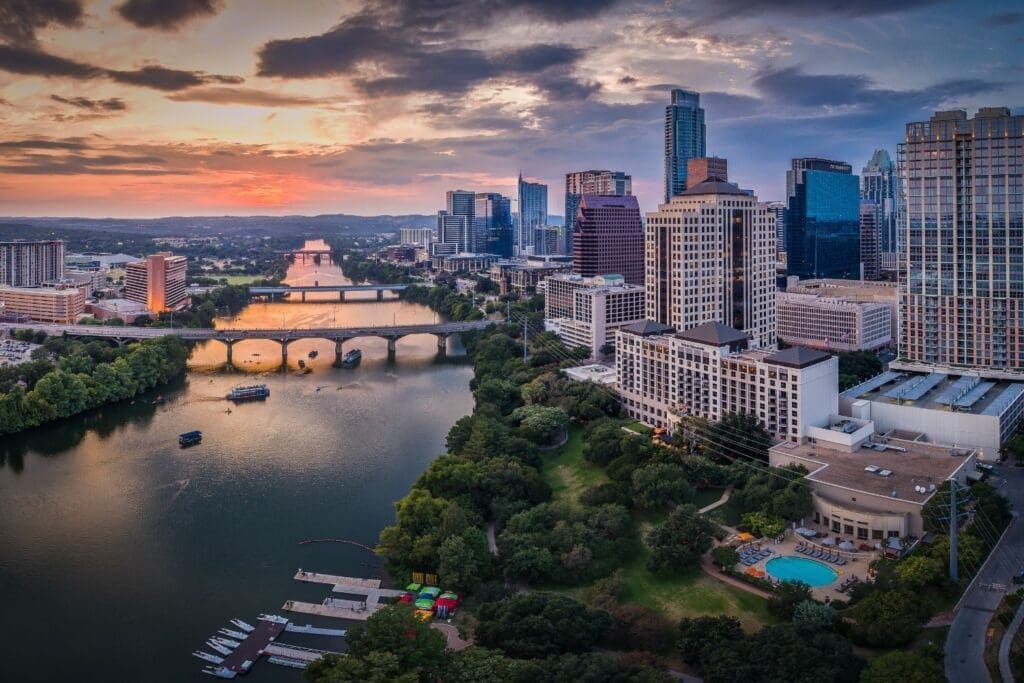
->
(950, 479), (959, 583)
(523, 314), (528, 362)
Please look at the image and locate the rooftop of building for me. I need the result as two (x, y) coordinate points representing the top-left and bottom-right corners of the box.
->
(679, 176), (750, 197)
(674, 321), (749, 346)
(764, 346), (833, 369)
(579, 194), (640, 209)
(621, 320), (675, 336)
(770, 436), (974, 504)
(88, 298), (150, 312)
(777, 292), (890, 309)
(0, 285), (83, 296)
(561, 364), (617, 385)
(548, 273), (641, 292)
(841, 369), (1024, 418)
(785, 277), (897, 297)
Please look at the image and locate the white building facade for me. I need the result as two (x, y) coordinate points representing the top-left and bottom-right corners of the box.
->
(544, 274), (645, 358)
(777, 292), (892, 352)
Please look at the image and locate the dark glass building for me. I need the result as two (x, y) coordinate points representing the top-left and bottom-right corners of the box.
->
(475, 192), (513, 257)
(572, 195), (644, 285)
(785, 158), (860, 279)
(664, 89), (706, 203)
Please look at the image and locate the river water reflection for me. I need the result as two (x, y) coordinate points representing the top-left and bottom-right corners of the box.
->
(0, 241), (474, 682)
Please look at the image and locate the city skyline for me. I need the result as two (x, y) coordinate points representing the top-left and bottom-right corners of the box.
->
(1, 0), (1021, 218)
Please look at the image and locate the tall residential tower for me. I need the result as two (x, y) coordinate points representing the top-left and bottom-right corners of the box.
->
(897, 108), (1024, 375)
(516, 174), (548, 255)
(860, 149), (899, 257)
(664, 89), (706, 203)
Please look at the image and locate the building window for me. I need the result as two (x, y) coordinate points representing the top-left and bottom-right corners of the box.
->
(872, 529), (883, 540)
(844, 524), (854, 535)
(832, 520), (841, 533)
(888, 530), (899, 538)
(857, 528), (868, 540)
(814, 512), (821, 524)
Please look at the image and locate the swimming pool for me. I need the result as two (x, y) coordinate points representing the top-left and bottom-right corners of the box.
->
(765, 556), (838, 587)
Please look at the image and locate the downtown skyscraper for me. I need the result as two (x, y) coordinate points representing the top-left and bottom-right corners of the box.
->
(437, 189), (476, 253)
(861, 149), (899, 259)
(572, 195), (644, 286)
(564, 170), (632, 256)
(475, 192), (513, 258)
(664, 89), (706, 203)
(785, 158), (861, 279)
(516, 174), (548, 255)
(897, 107), (1024, 375)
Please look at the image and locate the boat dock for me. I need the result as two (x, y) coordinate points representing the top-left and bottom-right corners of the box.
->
(285, 623), (347, 637)
(265, 643), (342, 664)
(217, 618), (287, 675)
(282, 599), (380, 621)
(293, 570), (381, 589)
(286, 569), (406, 620)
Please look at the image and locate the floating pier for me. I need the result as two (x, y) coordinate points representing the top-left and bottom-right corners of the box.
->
(214, 617), (287, 676)
(285, 623), (347, 637)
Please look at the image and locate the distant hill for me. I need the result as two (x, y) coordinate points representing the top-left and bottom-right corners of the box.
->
(0, 214), (436, 237)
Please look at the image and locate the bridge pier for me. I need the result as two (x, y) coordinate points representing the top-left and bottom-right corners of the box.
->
(224, 339), (235, 369)
(279, 339), (290, 369)
(377, 290), (384, 301)
(339, 290), (345, 302)
(334, 338), (344, 366)
(436, 333), (448, 358)
(386, 337), (397, 362)
(301, 291), (307, 302)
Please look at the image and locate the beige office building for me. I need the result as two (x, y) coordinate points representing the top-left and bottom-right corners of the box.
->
(645, 178), (776, 348)
(0, 286), (85, 323)
(125, 252), (188, 312)
(777, 292), (892, 352)
(544, 274), (645, 357)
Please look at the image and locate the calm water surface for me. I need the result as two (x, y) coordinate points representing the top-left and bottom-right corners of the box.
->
(0, 243), (474, 682)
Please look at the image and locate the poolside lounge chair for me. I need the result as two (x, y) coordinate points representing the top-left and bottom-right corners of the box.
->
(836, 558), (847, 566)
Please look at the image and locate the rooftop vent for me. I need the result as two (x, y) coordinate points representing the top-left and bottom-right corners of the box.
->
(864, 465), (880, 473)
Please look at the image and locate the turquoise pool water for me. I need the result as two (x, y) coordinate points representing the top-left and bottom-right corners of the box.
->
(765, 556), (838, 587)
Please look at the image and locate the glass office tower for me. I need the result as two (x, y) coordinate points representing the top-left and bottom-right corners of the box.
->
(785, 158), (860, 279)
(517, 174), (548, 255)
(898, 108), (1024, 374)
(664, 89), (706, 203)
(475, 192), (513, 258)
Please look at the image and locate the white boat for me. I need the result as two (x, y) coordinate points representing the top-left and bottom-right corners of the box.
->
(230, 619), (255, 632)
(258, 613), (289, 624)
(206, 641), (233, 656)
(219, 628), (248, 640)
(202, 666), (237, 679)
(211, 636), (241, 648)
(192, 651), (224, 664)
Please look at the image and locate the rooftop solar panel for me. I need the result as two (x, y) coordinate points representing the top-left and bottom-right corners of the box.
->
(953, 381), (995, 408)
(883, 372), (946, 401)
(934, 375), (981, 405)
(841, 370), (903, 398)
(982, 383), (1024, 416)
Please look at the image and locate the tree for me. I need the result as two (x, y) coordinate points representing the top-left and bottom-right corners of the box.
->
(746, 624), (862, 683)
(792, 600), (837, 629)
(475, 592), (613, 658)
(473, 378), (522, 417)
(645, 505), (714, 572)
(678, 615), (744, 668)
(740, 510), (786, 538)
(510, 405), (568, 445)
(438, 528), (491, 592)
(768, 480), (813, 521)
(582, 420), (626, 466)
(305, 651), (416, 683)
(837, 350), (882, 391)
(343, 604), (447, 674)
(849, 589), (925, 647)
(859, 651), (943, 683)
(443, 648), (526, 682)
(631, 463), (695, 510)
(767, 581), (813, 620)
(700, 412), (773, 464)
(710, 546), (739, 571)
(1008, 432), (1024, 465)
(893, 554), (945, 590)
(608, 604), (675, 652)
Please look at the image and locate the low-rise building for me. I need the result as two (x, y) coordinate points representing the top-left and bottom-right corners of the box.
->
(769, 417), (976, 539)
(544, 274), (645, 357)
(616, 320), (838, 442)
(434, 253), (499, 274)
(0, 286), (85, 323)
(561, 364), (617, 386)
(489, 256), (573, 296)
(839, 370), (1024, 459)
(777, 292), (891, 352)
(85, 298), (152, 323)
(784, 276), (898, 341)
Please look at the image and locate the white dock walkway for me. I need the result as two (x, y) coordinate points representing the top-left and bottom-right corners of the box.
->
(293, 571), (380, 589)
(282, 599), (380, 621)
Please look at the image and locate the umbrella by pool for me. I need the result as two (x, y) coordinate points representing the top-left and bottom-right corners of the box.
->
(839, 541), (855, 551)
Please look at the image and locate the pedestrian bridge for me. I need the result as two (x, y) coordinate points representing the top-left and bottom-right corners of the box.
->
(0, 320), (492, 365)
(249, 284), (410, 302)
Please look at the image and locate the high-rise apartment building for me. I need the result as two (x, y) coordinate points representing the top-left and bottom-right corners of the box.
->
(475, 192), (513, 257)
(664, 89), (706, 203)
(399, 228), (434, 249)
(436, 211), (472, 253)
(125, 252), (188, 312)
(860, 149), (899, 257)
(564, 170), (632, 255)
(517, 174), (547, 255)
(572, 195), (644, 286)
(897, 107), (1024, 375)
(686, 157), (727, 188)
(0, 240), (65, 287)
(785, 158), (860, 279)
(763, 201), (787, 257)
(646, 177), (776, 348)
(859, 200), (882, 280)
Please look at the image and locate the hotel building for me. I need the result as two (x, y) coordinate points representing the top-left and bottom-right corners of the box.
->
(0, 286), (85, 324)
(125, 252), (188, 313)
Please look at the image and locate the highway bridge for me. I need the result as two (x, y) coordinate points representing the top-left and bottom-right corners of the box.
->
(249, 284), (410, 302)
(0, 320), (492, 365)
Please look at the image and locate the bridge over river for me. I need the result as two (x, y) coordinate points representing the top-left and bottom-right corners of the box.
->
(249, 284), (410, 302)
(0, 320), (493, 366)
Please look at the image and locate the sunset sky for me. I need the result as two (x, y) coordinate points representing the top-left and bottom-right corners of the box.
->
(0, 0), (1021, 218)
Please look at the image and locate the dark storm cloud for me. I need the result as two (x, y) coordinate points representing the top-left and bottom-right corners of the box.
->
(167, 86), (328, 107)
(0, 44), (243, 91)
(0, 0), (82, 45)
(0, 138), (89, 150)
(690, 0), (947, 23)
(257, 4), (601, 99)
(51, 94), (128, 111)
(116, 0), (223, 30)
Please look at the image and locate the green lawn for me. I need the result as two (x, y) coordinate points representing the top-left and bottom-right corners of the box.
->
(540, 426), (609, 504)
(218, 274), (263, 285)
(623, 421), (654, 437)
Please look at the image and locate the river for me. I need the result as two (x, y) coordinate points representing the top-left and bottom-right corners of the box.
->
(0, 241), (475, 682)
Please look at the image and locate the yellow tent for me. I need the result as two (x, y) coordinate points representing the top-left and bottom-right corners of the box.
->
(737, 532), (755, 541)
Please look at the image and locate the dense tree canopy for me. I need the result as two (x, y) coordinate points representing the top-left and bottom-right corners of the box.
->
(475, 592), (613, 658)
(645, 505), (714, 572)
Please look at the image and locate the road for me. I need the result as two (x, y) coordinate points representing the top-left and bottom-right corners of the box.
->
(946, 467), (1024, 683)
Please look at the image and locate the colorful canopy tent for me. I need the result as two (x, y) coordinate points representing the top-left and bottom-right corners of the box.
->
(737, 532), (755, 541)
(405, 583), (422, 593)
(439, 592), (461, 603)
(414, 598), (436, 610)
(413, 609), (433, 622)
(419, 586), (441, 599)
(399, 593), (414, 604)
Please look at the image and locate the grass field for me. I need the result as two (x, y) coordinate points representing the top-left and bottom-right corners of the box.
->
(539, 428), (770, 628)
(218, 274), (262, 285)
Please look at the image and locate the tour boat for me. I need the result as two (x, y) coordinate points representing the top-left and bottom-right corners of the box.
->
(227, 385), (269, 402)
(341, 349), (362, 368)
(179, 431), (202, 447)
